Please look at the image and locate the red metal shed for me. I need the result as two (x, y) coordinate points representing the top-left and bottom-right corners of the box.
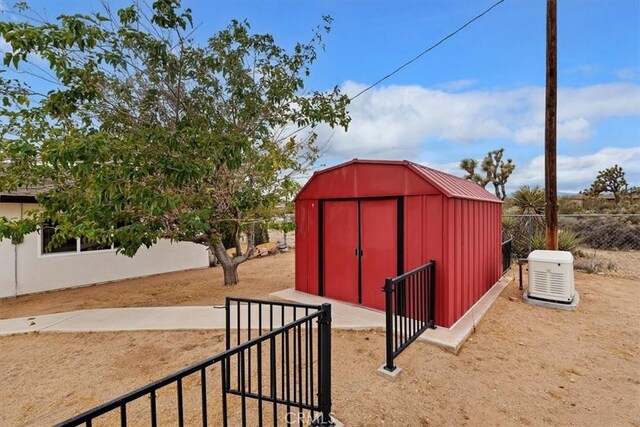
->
(294, 159), (503, 328)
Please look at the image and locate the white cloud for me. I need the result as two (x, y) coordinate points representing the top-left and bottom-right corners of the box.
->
(436, 79), (477, 92)
(0, 35), (50, 69)
(565, 65), (598, 76)
(558, 117), (592, 141)
(615, 67), (638, 81)
(318, 81), (640, 157)
(410, 147), (640, 194)
(510, 147), (640, 192)
(415, 160), (461, 176)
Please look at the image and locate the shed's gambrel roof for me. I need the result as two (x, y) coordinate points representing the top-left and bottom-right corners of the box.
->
(407, 162), (501, 203)
(297, 159), (502, 203)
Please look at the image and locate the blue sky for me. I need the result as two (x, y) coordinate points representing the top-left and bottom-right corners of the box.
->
(2, 0), (639, 192)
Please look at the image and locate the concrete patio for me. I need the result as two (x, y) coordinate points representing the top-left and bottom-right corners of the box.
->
(0, 274), (513, 353)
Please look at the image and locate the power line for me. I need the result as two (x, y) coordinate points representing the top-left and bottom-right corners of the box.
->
(282, 0), (506, 141)
(350, 0), (506, 101)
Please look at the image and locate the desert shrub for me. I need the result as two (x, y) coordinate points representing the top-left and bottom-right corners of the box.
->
(531, 230), (582, 254)
(574, 257), (616, 274)
(530, 233), (544, 252)
(560, 217), (640, 250)
(558, 196), (585, 214)
(505, 214), (545, 258)
(502, 216), (517, 241)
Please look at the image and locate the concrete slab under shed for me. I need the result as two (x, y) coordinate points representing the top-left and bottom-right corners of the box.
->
(271, 273), (514, 353)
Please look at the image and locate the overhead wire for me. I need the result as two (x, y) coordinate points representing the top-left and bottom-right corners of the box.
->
(349, 0), (506, 101)
(281, 0), (506, 142)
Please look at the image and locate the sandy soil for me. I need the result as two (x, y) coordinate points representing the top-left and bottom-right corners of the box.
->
(0, 250), (295, 319)
(330, 271), (640, 426)
(576, 248), (640, 280)
(1, 266), (638, 426)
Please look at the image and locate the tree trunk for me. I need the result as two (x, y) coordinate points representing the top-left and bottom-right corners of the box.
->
(211, 227), (257, 286)
(613, 192), (620, 205)
(492, 182), (500, 199)
(208, 250), (218, 267)
(234, 233), (243, 257)
(499, 182), (507, 200)
(212, 242), (239, 285)
(222, 263), (239, 285)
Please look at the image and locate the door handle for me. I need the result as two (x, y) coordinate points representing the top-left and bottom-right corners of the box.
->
(355, 248), (364, 257)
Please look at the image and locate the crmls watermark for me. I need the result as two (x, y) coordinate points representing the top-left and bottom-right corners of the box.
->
(285, 411), (335, 425)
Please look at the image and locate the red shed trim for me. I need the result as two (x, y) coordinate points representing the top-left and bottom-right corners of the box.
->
(295, 159), (502, 203)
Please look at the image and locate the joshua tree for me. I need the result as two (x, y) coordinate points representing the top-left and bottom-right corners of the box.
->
(460, 148), (515, 200)
(582, 165), (629, 205)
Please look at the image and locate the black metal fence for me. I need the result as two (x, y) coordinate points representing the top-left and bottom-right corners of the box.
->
(502, 238), (512, 273)
(383, 260), (436, 372)
(225, 297), (333, 426)
(56, 298), (334, 427)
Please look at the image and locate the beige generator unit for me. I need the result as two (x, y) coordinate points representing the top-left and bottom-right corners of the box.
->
(527, 250), (575, 303)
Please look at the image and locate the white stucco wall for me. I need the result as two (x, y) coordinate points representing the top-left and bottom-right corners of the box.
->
(0, 202), (209, 298)
(0, 203), (24, 298)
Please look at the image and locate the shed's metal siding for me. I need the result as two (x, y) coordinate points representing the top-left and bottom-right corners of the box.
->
(441, 198), (503, 325)
(294, 199), (319, 295)
(295, 159), (503, 328)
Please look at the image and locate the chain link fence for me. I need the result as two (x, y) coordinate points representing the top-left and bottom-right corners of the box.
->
(503, 214), (640, 278)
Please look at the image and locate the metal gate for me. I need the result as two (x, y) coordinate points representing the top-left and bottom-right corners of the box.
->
(56, 298), (334, 427)
(382, 260), (436, 372)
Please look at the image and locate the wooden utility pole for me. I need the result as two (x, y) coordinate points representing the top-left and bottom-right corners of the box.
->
(545, 0), (558, 250)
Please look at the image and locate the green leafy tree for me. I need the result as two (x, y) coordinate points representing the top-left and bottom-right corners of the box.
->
(460, 148), (515, 200)
(581, 165), (629, 205)
(0, 1), (350, 285)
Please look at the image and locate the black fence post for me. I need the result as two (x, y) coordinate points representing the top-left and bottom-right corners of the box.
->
(429, 260), (436, 328)
(383, 278), (395, 372)
(316, 303), (333, 426)
(225, 297), (231, 392)
(225, 297), (231, 349)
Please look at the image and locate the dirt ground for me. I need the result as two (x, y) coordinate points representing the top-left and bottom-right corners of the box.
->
(1, 271), (638, 426)
(575, 248), (640, 280)
(330, 271), (640, 426)
(1, 251), (639, 426)
(0, 250), (295, 319)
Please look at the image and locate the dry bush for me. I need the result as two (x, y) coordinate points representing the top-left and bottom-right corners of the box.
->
(574, 257), (616, 274)
(561, 217), (640, 250)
